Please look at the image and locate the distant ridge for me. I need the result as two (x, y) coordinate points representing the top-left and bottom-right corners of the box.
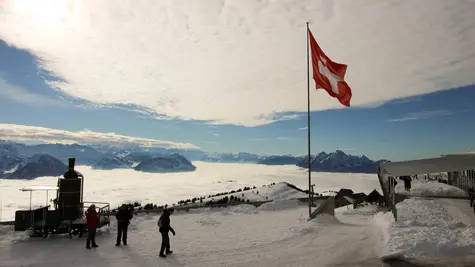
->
(0, 140), (388, 175)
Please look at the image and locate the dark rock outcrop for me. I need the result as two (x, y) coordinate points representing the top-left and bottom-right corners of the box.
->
(92, 155), (132, 170)
(3, 154), (67, 179)
(134, 153), (196, 173)
(257, 155), (300, 165)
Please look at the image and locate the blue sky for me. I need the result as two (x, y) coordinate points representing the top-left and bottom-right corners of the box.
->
(1, 39), (474, 162)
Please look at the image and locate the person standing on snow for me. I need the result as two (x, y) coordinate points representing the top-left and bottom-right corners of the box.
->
(469, 188), (474, 208)
(158, 208), (176, 258)
(115, 204), (134, 246)
(403, 176), (412, 192)
(86, 204), (100, 249)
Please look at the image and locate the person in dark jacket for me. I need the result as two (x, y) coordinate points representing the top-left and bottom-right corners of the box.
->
(158, 208), (175, 257)
(85, 204), (100, 249)
(115, 204), (134, 246)
(469, 188), (475, 208)
(403, 176), (412, 192)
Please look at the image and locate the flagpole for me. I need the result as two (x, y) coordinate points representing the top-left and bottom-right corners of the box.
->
(306, 21), (312, 218)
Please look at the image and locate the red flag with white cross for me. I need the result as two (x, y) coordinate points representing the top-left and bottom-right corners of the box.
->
(308, 29), (352, 107)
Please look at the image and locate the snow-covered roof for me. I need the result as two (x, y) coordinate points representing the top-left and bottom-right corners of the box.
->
(19, 186), (59, 192)
(380, 154), (475, 176)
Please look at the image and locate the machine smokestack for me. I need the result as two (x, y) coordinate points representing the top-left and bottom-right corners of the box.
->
(68, 158), (76, 170)
(63, 158), (79, 179)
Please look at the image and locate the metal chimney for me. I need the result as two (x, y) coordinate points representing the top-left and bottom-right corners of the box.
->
(63, 158), (79, 179)
(68, 157), (76, 170)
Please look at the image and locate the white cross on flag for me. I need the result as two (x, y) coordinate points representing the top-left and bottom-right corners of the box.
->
(308, 29), (352, 107)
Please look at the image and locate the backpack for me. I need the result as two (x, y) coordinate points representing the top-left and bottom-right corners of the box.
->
(157, 215), (162, 228)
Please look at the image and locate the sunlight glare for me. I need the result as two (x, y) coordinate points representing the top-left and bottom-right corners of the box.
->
(11, 0), (69, 29)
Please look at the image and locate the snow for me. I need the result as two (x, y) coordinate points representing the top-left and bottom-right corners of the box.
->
(258, 199), (301, 211)
(396, 178), (468, 197)
(202, 182), (308, 203)
(373, 198), (475, 259)
(0, 200), (389, 267)
(2, 164), (19, 174)
(341, 204), (382, 216)
(0, 162), (381, 221)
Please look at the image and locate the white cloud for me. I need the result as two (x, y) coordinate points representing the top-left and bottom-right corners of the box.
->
(1, 0), (474, 126)
(390, 96), (423, 105)
(0, 124), (199, 149)
(213, 133), (220, 136)
(298, 127), (308, 130)
(387, 110), (452, 122)
(277, 137), (290, 140)
(0, 77), (67, 107)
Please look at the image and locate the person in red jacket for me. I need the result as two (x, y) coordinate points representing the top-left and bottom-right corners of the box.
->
(86, 204), (100, 249)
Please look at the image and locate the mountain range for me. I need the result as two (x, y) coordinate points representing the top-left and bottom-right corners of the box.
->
(0, 140), (389, 179)
(296, 150), (390, 174)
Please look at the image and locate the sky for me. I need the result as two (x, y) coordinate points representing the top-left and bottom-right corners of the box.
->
(0, 0), (475, 161)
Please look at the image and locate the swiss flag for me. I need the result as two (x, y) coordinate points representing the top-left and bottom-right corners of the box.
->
(308, 29), (352, 107)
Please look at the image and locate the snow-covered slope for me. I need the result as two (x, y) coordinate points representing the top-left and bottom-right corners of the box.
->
(0, 143), (25, 175)
(0, 201), (385, 267)
(374, 198), (475, 259)
(2, 197), (474, 267)
(202, 182), (309, 203)
(395, 179), (468, 197)
(92, 155), (132, 170)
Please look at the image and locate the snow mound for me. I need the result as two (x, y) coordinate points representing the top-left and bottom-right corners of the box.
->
(258, 199), (301, 211)
(196, 216), (221, 226)
(227, 204), (258, 214)
(373, 198), (475, 258)
(396, 199), (465, 228)
(397, 180), (468, 197)
(311, 213), (341, 224)
(188, 204), (258, 216)
(341, 204), (381, 216)
(290, 214), (339, 234)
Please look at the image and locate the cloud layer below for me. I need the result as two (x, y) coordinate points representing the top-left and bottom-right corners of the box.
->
(1, 0), (474, 126)
(0, 124), (199, 149)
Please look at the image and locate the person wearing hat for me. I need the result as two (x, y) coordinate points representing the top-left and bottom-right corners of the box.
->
(115, 204), (134, 246)
(85, 204), (100, 249)
(157, 208), (176, 257)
